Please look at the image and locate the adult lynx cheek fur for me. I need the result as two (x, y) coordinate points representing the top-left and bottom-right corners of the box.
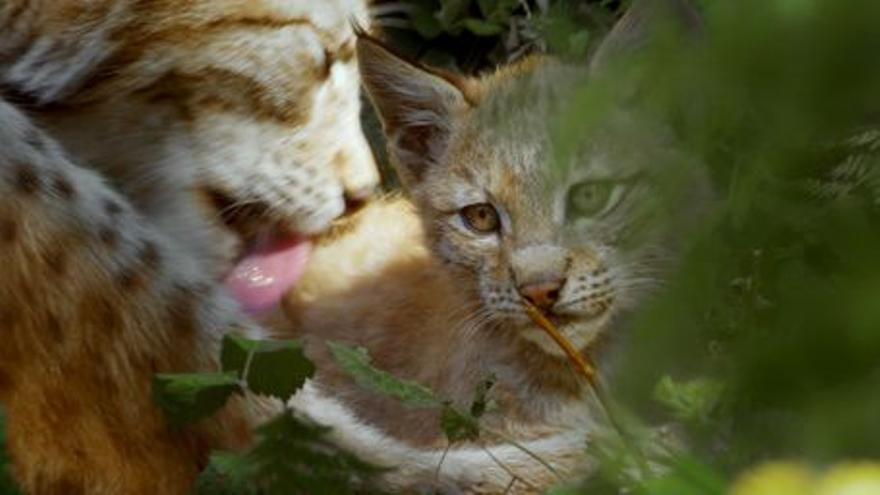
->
(0, 1), (379, 493)
(1, 0), (380, 302)
(282, 0), (705, 489)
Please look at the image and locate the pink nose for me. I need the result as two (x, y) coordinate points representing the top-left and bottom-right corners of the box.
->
(518, 279), (564, 311)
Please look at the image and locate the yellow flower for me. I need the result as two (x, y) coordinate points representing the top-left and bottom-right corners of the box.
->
(816, 462), (880, 495)
(730, 462), (815, 495)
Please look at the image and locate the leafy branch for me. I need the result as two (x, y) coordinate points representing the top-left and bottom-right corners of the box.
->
(153, 335), (382, 494)
(327, 340), (563, 487)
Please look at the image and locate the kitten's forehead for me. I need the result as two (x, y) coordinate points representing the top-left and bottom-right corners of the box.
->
(474, 62), (585, 143)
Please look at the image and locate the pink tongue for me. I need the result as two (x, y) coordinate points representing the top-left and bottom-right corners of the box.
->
(224, 235), (311, 315)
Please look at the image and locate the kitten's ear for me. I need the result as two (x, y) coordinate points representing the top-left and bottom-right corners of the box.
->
(356, 36), (468, 186)
(589, 0), (701, 74)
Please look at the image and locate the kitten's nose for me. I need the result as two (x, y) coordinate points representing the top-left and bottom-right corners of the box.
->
(518, 279), (565, 311)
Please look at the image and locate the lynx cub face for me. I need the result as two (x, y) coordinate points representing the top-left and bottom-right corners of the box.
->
(359, 36), (702, 356)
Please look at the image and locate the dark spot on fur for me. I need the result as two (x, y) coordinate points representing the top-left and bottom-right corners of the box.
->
(98, 227), (118, 248)
(24, 129), (45, 151)
(51, 173), (76, 201)
(43, 246), (69, 276)
(118, 266), (147, 291)
(46, 313), (64, 343)
(103, 199), (123, 217)
(321, 48), (335, 80)
(14, 162), (40, 194)
(139, 240), (161, 272)
(0, 218), (17, 243)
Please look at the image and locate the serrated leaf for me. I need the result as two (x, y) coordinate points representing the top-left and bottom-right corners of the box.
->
(441, 405), (481, 443)
(327, 341), (441, 408)
(220, 334), (260, 377)
(245, 340), (315, 402)
(153, 372), (241, 427)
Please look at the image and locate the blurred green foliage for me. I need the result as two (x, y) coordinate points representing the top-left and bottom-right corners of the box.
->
(560, 0), (880, 492)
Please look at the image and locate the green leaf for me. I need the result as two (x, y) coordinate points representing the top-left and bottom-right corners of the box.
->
(221, 335), (314, 401)
(461, 18), (504, 36)
(437, 0), (471, 29)
(153, 372), (241, 427)
(245, 340), (315, 402)
(480, 0), (519, 22)
(639, 456), (727, 495)
(441, 405), (481, 443)
(545, 487), (583, 495)
(476, 0), (495, 18)
(409, 6), (444, 39)
(220, 334), (259, 377)
(193, 451), (259, 495)
(327, 341), (441, 408)
(567, 29), (591, 57)
(653, 376), (724, 424)
(469, 374), (496, 418)
(251, 413), (386, 494)
(194, 413), (386, 494)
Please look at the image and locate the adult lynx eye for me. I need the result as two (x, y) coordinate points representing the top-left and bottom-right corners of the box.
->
(566, 180), (619, 219)
(460, 203), (500, 234)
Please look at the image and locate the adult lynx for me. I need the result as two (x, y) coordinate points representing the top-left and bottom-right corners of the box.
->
(0, 1), (377, 492)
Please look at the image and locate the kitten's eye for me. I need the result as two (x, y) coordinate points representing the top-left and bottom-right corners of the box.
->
(460, 203), (500, 234)
(566, 180), (621, 219)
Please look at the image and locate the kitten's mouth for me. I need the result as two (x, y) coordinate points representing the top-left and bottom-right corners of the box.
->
(202, 187), (312, 316)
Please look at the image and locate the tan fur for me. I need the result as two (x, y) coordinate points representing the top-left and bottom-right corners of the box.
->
(0, 1), (378, 493)
(284, 195), (591, 443)
(279, 3), (705, 489)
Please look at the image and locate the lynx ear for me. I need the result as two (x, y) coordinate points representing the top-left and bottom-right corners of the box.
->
(356, 36), (468, 186)
(590, 0), (701, 74)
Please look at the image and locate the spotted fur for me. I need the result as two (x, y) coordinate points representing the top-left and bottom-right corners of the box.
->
(0, 1), (379, 493)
